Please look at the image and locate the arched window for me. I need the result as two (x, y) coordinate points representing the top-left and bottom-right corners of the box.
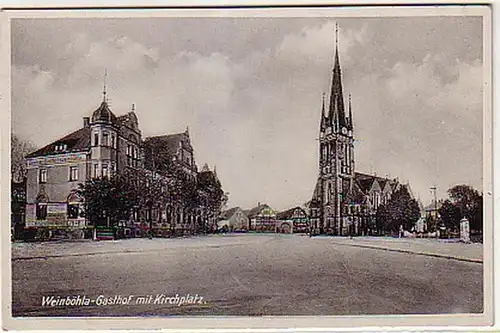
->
(67, 192), (83, 219)
(36, 193), (49, 220)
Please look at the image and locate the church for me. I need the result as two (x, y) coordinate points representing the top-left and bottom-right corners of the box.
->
(309, 27), (412, 236)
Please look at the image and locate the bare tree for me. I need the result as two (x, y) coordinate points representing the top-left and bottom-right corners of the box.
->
(11, 134), (37, 182)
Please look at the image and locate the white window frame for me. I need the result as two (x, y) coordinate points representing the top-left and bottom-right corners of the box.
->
(39, 169), (47, 183)
(69, 166), (79, 181)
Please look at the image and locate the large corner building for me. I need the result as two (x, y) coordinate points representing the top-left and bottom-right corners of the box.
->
(24, 94), (219, 237)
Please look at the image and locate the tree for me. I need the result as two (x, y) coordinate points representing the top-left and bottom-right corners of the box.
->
(438, 199), (461, 231)
(11, 134), (37, 182)
(447, 185), (483, 232)
(385, 186), (421, 232)
(77, 175), (138, 227)
(375, 203), (389, 235)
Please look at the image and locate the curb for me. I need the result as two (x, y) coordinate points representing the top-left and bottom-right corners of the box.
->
(329, 241), (483, 264)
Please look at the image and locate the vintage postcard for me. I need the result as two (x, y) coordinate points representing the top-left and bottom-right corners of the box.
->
(1, 3), (493, 331)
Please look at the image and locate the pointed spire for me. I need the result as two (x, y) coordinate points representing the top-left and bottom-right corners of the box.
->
(102, 68), (108, 103)
(131, 103), (135, 112)
(328, 22), (347, 131)
(320, 92), (326, 131)
(348, 93), (353, 130)
(213, 165), (217, 177)
(185, 125), (189, 136)
(201, 163), (209, 172)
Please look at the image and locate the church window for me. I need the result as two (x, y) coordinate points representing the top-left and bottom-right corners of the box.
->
(93, 164), (99, 178)
(111, 134), (115, 148)
(93, 132), (99, 147)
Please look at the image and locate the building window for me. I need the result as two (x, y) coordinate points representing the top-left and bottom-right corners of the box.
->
(93, 132), (99, 147)
(103, 132), (109, 147)
(93, 164), (99, 178)
(39, 169), (47, 183)
(102, 164), (109, 178)
(69, 166), (78, 181)
(111, 134), (115, 148)
(36, 203), (47, 220)
(67, 204), (79, 219)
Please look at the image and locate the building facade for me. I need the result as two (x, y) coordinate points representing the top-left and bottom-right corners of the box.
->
(245, 204), (277, 232)
(311, 29), (410, 236)
(218, 207), (249, 232)
(276, 207), (309, 233)
(24, 95), (222, 239)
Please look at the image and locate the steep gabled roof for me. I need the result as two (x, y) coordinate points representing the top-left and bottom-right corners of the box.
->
(26, 127), (91, 158)
(244, 204), (273, 218)
(276, 206), (307, 220)
(221, 207), (241, 220)
(145, 133), (185, 155)
(354, 172), (397, 194)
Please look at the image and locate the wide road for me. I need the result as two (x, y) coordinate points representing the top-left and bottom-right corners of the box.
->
(11, 234), (483, 317)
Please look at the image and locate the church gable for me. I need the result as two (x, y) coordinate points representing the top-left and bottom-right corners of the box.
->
(369, 179), (382, 194)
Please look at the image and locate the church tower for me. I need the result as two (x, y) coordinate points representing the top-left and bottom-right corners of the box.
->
(317, 24), (355, 236)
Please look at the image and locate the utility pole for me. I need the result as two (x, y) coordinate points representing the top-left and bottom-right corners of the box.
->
(430, 185), (438, 233)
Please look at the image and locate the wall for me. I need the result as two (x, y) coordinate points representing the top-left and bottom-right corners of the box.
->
(25, 152), (87, 227)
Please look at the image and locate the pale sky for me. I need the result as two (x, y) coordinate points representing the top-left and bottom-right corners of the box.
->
(11, 15), (484, 211)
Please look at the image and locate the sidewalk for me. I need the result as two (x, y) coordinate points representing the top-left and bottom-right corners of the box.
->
(316, 236), (483, 263)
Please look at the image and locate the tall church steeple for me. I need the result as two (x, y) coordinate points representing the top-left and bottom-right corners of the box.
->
(328, 23), (347, 132)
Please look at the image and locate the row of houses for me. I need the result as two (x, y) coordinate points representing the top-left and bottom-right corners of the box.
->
(218, 204), (310, 234)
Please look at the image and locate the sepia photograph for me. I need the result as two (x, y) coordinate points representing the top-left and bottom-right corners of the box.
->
(3, 4), (493, 330)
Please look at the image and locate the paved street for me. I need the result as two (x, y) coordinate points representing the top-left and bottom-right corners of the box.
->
(11, 234), (483, 317)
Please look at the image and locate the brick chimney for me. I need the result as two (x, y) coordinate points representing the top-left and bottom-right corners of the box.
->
(83, 117), (90, 128)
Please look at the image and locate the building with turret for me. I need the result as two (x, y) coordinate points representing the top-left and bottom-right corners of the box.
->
(24, 89), (221, 239)
(310, 26), (412, 236)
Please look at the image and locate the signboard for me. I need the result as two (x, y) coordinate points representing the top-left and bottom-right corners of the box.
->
(67, 219), (86, 228)
(27, 153), (86, 168)
(47, 203), (66, 214)
(96, 227), (115, 240)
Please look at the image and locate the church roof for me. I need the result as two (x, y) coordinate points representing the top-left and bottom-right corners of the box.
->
(354, 172), (398, 194)
(26, 127), (91, 158)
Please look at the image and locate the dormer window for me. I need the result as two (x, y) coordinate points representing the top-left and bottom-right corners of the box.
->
(54, 143), (67, 152)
